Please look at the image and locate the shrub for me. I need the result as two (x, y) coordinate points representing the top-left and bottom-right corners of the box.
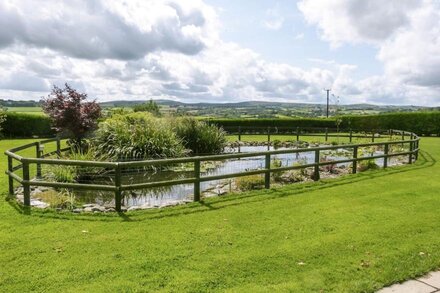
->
(174, 117), (227, 155)
(44, 164), (76, 183)
(42, 84), (101, 146)
(0, 108), (6, 135)
(38, 189), (75, 209)
(236, 175), (265, 191)
(340, 111), (440, 135)
(1, 112), (54, 137)
(92, 113), (185, 161)
(133, 99), (161, 116)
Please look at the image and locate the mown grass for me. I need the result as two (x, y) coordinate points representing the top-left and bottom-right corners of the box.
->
(0, 138), (439, 292)
(6, 107), (45, 115)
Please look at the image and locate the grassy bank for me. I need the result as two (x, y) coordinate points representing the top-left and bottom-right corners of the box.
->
(0, 138), (439, 292)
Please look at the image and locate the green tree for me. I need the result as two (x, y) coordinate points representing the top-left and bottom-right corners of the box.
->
(133, 99), (161, 116)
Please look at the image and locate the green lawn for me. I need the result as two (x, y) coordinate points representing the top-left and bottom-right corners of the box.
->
(0, 138), (439, 292)
(6, 107), (46, 115)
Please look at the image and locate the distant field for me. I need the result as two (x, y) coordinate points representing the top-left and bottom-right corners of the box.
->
(6, 107), (45, 115)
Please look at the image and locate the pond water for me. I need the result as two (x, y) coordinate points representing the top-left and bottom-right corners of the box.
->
(74, 144), (398, 208)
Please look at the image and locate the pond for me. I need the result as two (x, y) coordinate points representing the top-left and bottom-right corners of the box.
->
(74, 144), (400, 209)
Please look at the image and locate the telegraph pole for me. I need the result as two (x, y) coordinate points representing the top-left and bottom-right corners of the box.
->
(324, 89), (331, 118)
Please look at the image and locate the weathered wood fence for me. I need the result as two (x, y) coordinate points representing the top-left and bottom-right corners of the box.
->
(5, 129), (420, 212)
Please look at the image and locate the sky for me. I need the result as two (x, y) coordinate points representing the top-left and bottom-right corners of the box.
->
(0, 0), (439, 105)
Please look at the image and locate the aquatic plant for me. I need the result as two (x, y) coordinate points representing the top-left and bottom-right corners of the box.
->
(174, 117), (227, 155)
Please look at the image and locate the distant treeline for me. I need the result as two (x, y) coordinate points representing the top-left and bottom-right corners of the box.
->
(0, 99), (42, 107)
(1, 111), (440, 138)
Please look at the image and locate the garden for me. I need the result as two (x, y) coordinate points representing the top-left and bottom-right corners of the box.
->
(4, 85), (419, 214)
(2, 86), (440, 293)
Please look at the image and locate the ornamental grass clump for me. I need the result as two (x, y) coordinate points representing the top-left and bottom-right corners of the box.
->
(174, 117), (227, 155)
(93, 113), (185, 161)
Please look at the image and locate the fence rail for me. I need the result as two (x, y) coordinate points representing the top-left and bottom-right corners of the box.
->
(4, 129), (420, 212)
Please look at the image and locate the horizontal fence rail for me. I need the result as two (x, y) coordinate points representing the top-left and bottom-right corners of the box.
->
(4, 129), (420, 212)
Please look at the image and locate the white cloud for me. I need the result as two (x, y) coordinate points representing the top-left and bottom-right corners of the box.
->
(0, 0), (218, 60)
(298, 0), (421, 47)
(298, 0), (440, 105)
(0, 0), (439, 105)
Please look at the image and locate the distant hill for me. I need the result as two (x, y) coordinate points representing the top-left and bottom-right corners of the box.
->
(98, 99), (430, 110)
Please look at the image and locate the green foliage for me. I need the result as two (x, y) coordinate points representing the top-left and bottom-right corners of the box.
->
(174, 117), (227, 155)
(340, 111), (440, 135)
(207, 117), (336, 132)
(38, 189), (75, 209)
(93, 113), (185, 161)
(44, 164), (76, 183)
(0, 108), (6, 135)
(44, 146), (108, 184)
(2, 138), (440, 292)
(208, 111), (440, 135)
(1, 112), (54, 137)
(133, 99), (161, 116)
(235, 175), (265, 191)
(272, 139), (282, 149)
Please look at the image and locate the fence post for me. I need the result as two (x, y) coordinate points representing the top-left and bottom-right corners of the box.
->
(409, 133), (413, 164)
(238, 126), (241, 141)
(7, 156), (14, 196)
(56, 137), (61, 158)
(325, 128), (328, 142)
(415, 138), (419, 160)
(372, 131), (375, 142)
(349, 129), (353, 143)
(383, 143), (389, 168)
(267, 127), (271, 144)
(194, 160), (201, 202)
(296, 127), (300, 141)
(265, 154), (271, 189)
(36, 142), (42, 178)
(314, 150), (320, 181)
(114, 163), (122, 212)
(352, 146), (358, 174)
(22, 159), (31, 207)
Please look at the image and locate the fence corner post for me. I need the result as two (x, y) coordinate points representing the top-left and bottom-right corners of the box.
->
(349, 129), (353, 143)
(265, 154), (271, 189)
(314, 150), (320, 181)
(114, 163), (122, 212)
(325, 128), (328, 142)
(194, 159), (201, 202)
(7, 156), (14, 196)
(296, 127), (300, 141)
(22, 159), (30, 207)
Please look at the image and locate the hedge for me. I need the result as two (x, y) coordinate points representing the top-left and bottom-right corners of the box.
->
(207, 112), (440, 135)
(206, 118), (337, 131)
(1, 111), (439, 138)
(1, 112), (54, 137)
(340, 112), (440, 135)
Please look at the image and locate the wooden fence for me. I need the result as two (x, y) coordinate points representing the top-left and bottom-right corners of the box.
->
(4, 129), (420, 212)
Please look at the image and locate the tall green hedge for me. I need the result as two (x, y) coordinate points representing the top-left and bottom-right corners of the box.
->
(1, 112), (54, 137)
(207, 112), (440, 135)
(340, 112), (440, 135)
(206, 118), (336, 131)
(1, 111), (439, 138)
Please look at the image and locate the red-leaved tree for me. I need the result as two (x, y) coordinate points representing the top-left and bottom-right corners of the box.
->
(43, 84), (101, 147)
